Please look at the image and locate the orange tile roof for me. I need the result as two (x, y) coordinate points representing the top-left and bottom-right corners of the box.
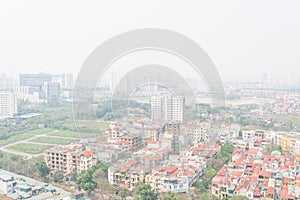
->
(82, 151), (93, 157)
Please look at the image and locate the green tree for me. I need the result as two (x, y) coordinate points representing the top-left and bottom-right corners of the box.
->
(53, 171), (64, 183)
(193, 181), (208, 193)
(133, 184), (158, 200)
(238, 130), (243, 139)
(77, 171), (97, 195)
(203, 165), (217, 182)
(117, 187), (132, 200)
(36, 161), (50, 179)
(77, 162), (110, 195)
(163, 191), (178, 200)
(219, 143), (234, 163)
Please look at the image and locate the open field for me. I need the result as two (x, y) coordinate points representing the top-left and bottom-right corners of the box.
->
(29, 136), (78, 145)
(267, 114), (300, 128)
(50, 119), (108, 133)
(25, 128), (54, 135)
(6, 143), (52, 154)
(49, 130), (100, 138)
(0, 134), (33, 146)
(74, 120), (108, 132)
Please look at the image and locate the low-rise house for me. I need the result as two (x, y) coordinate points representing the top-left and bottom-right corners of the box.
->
(211, 149), (300, 199)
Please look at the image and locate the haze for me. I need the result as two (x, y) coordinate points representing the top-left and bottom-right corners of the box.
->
(0, 0), (299, 81)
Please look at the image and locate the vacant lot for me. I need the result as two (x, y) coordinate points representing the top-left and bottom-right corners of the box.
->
(74, 120), (108, 132)
(49, 130), (99, 138)
(268, 114), (300, 128)
(26, 128), (54, 135)
(6, 143), (52, 154)
(0, 134), (33, 146)
(30, 136), (77, 145)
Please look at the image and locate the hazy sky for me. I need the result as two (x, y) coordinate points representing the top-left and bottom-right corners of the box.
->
(0, 0), (299, 81)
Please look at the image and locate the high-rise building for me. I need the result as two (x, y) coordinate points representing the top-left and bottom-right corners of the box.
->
(151, 95), (184, 122)
(61, 73), (73, 89)
(52, 74), (73, 89)
(43, 82), (60, 103)
(150, 96), (163, 121)
(0, 73), (14, 90)
(0, 91), (17, 117)
(20, 73), (52, 89)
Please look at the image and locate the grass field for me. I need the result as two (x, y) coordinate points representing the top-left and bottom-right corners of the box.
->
(76, 120), (108, 132)
(267, 114), (300, 128)
(29, 136), (77, 145)
(6, 143), (52, 154)
(98, 121), (108, 131)
(49, 130), (100, 138)
(0, 134), (33, 146)
(25, 128), (54, 135)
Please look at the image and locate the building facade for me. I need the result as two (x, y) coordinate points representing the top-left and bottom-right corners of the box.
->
(151, 95), (184, 122)
(0, 91), (17, 117)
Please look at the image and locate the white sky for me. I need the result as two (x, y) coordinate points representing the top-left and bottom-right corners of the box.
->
(0, 0), (299, 81)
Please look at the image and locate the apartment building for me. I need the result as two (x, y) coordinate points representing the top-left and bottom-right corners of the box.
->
(181, 122), (210, 144)
(151, 95), (184, 122)
(44, 145), (97, 174)
(0, 91), (17, 118)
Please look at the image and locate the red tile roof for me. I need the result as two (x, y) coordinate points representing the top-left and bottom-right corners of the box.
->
(267, 187), (275, 195)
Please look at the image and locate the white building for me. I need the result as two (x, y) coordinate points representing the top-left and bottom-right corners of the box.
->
(181, 122), (210, 144)
(0, 175), (15, 194)
(0, 91), (17, 118)
(14, 85), (44, 104)
(151, 95), (184, 122)
(52, 73), (73, 89)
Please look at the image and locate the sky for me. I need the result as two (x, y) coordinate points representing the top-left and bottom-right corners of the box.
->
(0, 0), (299, 81)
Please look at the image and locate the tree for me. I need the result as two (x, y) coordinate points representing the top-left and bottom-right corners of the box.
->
(36, 161), (50, 179)
(203, 165), (217, 182)
(219, 143), (234, 164)
(93, 168), (112, 199)
(117, 187), (132, 200)
(163, 191), (178, 200)
(134, 184), (158, 200)
(193, 181), (208, 193)
(238, 130), (243, 139)
(77, 162), (110, 195)
(53, 171), (64, 183)
(77, 171), (97, 195)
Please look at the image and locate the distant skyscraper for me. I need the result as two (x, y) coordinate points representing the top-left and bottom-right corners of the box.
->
(151, 95), (184, 122)
(151, 96), (163, 121)
(43, 82), (60, 103)
(0, 73), (13, 90)
(20, 73), (52, 89)
(0, 91), (17, 117)
(52, 74), (73, 89)
(110, 71), (121, 91)
(61, 73), (73, 89)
